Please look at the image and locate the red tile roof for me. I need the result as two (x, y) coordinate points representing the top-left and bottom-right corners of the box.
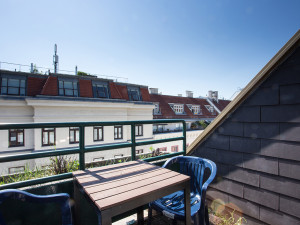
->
(210, 99), (231, 111)
(150, 94), (219, 119)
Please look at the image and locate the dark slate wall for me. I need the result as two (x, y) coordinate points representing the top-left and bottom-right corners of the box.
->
(192, 45), (300, 225)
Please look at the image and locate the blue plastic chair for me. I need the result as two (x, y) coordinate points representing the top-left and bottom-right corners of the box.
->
(0, 189), (73, 225)
(148, 156), (216, 225)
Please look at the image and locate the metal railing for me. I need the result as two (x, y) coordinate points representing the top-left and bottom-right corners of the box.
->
(0, 119), (186, 190)
(0, 61), (128, 83)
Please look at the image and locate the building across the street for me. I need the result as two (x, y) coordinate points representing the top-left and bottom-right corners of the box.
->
(0, 69), (230, 175)
(0, 69), (154, 174)
(149, 88), (230, 153)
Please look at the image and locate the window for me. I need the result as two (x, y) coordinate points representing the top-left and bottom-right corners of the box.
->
(153, 103), (160, 115)
(187, 105), (201, 115)
(8, 166), (25, 174)
(93, 126), (104, 141)
(171, 145), (179, 152)
(170, 104), (184, 114)
(1, 77), (26, 96)
(58, 79), (78, 97)
(69, 127), (79, 144)
(128, 86), (142, 101)
(114, 126), (123, 140)
(135, 125), (143, 136)
(153, 124), (164, 133)
(92, 81), (110, 98)
(42, 128), (55, 146)
(9, 129), (24, 147)
(175, 123), (183, 131)
(159, 147), (167, 152)
(136, 149), (143, 155)
(205, 105), (216, 115)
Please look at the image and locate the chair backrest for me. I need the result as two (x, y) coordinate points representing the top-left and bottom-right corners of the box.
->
(0, 189), (73, 225)
(162, 156), (216, 196)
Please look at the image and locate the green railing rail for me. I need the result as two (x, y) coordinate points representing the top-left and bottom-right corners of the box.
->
(0, 119), (186, 190)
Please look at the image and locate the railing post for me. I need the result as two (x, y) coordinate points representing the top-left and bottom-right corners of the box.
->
(131, 123), (136, 161)
(183, 121), (186, 155)
(79, 126), (85, 170)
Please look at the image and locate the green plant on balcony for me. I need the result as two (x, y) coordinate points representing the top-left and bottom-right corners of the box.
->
(197, 120), (209, 129)
(0, 164), (51, 185)
(210, 209), (247, 225)
(49, 156), (79, 175)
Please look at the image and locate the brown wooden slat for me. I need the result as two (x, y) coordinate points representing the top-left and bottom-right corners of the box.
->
(95, 174), (189, 210)
(75, 163), (157, 187)
(89, 170), (180, 200)
(74, 162), (154, 181)
(73, 160), (144, 178)
(85, 167), (170, 194)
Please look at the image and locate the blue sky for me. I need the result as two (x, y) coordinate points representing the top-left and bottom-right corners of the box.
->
(1, 0), (300, 99)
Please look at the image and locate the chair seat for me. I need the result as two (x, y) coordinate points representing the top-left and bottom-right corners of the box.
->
(150, 190), (201, 220)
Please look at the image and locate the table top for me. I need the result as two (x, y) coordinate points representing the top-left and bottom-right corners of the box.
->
(73, 160), (190, 216)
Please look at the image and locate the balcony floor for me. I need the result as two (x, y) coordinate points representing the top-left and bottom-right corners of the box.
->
(112, 209), (216, 225)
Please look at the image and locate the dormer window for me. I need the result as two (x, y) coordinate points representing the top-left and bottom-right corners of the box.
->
(128, 86), (142, 101)
(153, 103), (161, 115)
(58, 79), (78, 97)
(1, 75), (26, 96)
(205, 105), (216, 115)
(169, 103), (184, 114)
(187, 104), (202, 115)
(92, 81), (110, 98)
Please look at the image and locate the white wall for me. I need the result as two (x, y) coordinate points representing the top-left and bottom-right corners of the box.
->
(152, 130), (203, 153)
(0, 98), (154, 174)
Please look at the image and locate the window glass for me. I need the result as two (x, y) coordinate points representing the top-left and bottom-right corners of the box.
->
(65, 89), (73, 96)
(1, 87), (7, 94)
(1, 78), (7, 86)
(8, 79), (20, 87)
(42, 128), (55, 146)
(50, 133), (55, 143)
(20, 80), (26, 88)
(1, 77), (26, 96)
(58, 79), (78, 97)
(93, 82), (109, 98)
(128, 86), (142, 101)
(64, 81), (73, 89)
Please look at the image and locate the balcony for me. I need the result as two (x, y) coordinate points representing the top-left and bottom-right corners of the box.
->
(0, 119), (190, 224)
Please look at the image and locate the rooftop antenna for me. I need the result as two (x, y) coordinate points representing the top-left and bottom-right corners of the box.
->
(53, 44), (59, 73)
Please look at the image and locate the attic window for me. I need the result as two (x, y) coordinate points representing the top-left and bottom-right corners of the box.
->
(187, 104), (202, 115)
(153, 103), (161, 115)
(170, 104), (184, 114)
(128, 86), (142, 101)
(205, 105), (216, 115)
(92, 81), (110, 98)
(1, 75), (26, 96)
(58, 78), (78, 97)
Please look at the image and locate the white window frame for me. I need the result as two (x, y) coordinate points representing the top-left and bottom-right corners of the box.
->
(153, 103), (160, 115)
(170, 103), (184, 114)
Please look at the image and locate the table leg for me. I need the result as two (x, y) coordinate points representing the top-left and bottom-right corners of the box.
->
(184, 183), (191, 225)
(74, 181), (81, 225)
(101, 210), (112, 225)
(137, 206), (144, 225)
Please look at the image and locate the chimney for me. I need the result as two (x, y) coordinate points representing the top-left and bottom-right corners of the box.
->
(208, 90), (218, 102)
(149, 88), (159, 94)
(186, 90), (193, 98)
(178, 94), (182, 97)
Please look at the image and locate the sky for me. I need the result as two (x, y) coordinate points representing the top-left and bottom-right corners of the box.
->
(1, 0), (300, 99)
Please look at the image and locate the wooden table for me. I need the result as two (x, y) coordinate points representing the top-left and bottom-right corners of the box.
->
(73, 160), (191, 225)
